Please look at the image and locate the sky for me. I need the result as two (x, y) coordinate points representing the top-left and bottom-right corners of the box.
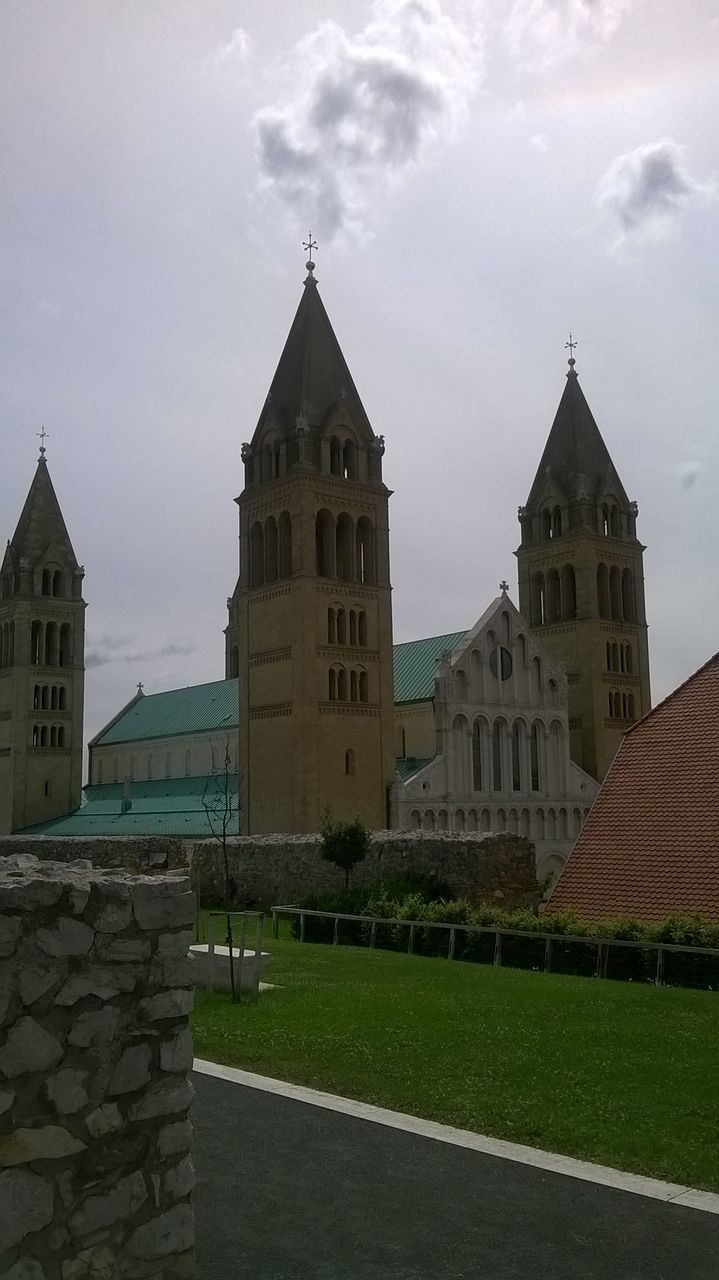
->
(0, 0), (717, 746)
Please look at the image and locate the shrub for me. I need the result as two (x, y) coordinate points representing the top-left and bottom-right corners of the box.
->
(319, 810), (370, 891)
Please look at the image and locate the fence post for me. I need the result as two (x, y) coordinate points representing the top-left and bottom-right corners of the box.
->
(208, 917), (215, 993)
(493, 931), (502, 967)
(408, 924), (416, 954)
(655, 945), (665, 986)
(544, 936), (553, 973)
(333, 915), (340, 946)
(272, 909), (279, 940)
(448, 928), (456, 960)
(369, 920), (377, 949)
(300, 912), (306, 943)
(595, 942), (604, 978)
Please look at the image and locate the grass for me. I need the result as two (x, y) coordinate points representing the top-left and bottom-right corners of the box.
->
(190, 925), (719, 1192)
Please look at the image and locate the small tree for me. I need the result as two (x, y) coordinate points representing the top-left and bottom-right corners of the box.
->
(319, 808), (371, 892)
(202, 740), (241, 1002)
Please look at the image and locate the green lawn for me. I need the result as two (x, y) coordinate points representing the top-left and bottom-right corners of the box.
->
(191, 930), (719, 1192)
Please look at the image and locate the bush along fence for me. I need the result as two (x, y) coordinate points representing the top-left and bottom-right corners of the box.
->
(272, 900), (719, 991)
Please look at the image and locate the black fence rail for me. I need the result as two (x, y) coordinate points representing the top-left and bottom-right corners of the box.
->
(270, 906), (719, 990)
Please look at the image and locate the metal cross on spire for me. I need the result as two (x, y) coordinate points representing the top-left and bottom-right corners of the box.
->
(565, 333), (578, 364)
(36, 426), (49, 457)
(499, 579), (509, 595)
(303, 231), (318, 275)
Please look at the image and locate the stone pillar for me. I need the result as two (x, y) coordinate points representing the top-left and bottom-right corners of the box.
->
(0, 855), (196, 1278)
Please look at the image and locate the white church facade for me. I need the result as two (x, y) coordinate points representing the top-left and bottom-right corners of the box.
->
(391, 592), (599, 882)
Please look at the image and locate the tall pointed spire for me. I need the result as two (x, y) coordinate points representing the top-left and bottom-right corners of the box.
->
(525, 355), (629, 511)
(8, 452), (80, 572)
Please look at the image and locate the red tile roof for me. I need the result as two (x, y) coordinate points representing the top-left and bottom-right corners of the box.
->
(549, 652), (719, 923)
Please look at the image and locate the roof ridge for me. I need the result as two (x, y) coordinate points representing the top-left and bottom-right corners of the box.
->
(624, 650), (719, 738)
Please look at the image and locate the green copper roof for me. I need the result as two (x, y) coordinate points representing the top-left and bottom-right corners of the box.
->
(394, 756), (433, 783)
(23, 775), (239, 839)
(93, 679), (239, 746)
(393, 631), (466, 703)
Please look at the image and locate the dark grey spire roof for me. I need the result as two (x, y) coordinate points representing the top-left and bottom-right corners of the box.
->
(526, 364), (629, 509)
(8, 455), (80, 569)
(252, 273), (374, 442)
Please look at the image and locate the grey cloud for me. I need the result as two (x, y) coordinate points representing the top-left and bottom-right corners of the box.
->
(252, 0), (478, 238)
(505, 0), (632, 70)
(678, 461), (701, 490)
(86, 637), (196, 670)
(595, 139), (716, 239)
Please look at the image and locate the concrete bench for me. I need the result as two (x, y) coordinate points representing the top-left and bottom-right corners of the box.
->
(190, 943), (272, 994)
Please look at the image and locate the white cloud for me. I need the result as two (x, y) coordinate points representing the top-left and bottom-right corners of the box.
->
(595, 139), (717, 243)
(213, 26), (253, 67)
(37, 297), (60, 317)
(504, 0), (632, 70)
(252, 0), (480, 239)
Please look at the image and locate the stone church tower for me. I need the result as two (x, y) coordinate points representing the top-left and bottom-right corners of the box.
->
(516, 354), (650, 781)
(0, 447), (86, 832)
(226, 260), (395, 833)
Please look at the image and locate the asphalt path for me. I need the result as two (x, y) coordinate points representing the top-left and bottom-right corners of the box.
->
(192, 1070), (719, 1280)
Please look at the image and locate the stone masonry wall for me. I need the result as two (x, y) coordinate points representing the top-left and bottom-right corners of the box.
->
(191, 831), (539, 908)
(0, 839), (188, 873)
(0, 855), (195, 1279)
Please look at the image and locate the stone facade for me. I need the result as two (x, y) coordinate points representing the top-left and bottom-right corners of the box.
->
(226, 266), (396, 835)
(392, 594), (599, 884)
(0, 453), (86, 834)
(0, 854), (195, 1278)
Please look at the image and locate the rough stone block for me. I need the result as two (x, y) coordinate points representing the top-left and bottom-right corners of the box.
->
(159, 1027), (193, 1074)
(108, 1045), (151, 1096)
(128, 1078), (193, 1122)
(0, 879), (63, 912)
(55, 968), (136, 1005)
(67, 1007), (121, 1048)
(0, 1017), (64, 1077)
(69, 1170), (147, 1238)
(0, 916), (21, 959)
(85, 1103), (123, 1140)
(132, 884), (195, 932)
(0, 1090), (14, 1116)
(80, 1132), (146, 1177)
(0, 1168), (54, 1249)
(139, 990), (193, 1023)
(0, 1259), (47, 1279)
(94, 936), (151, 964)
(156, 930), (193, 958)
(36, 917), (95, 957)
(0, 1124), (87, 1166)
(19, 964), (64, 1007)
(126, 1203), (194, 1260)
(92, 902), (132, 934)
(157, 1120), (192, 1159)
(148, 955), (194, 989)
(46, 1068), (90, 1115)
(163, 1155), (195, 1201)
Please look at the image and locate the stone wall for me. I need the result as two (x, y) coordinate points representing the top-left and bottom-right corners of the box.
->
(0, 838), (188, 873)
(191, 831), (538, 908)
(0, 855), (195, 1279)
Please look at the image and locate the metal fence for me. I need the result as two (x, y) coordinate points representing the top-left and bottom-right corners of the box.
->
(270, 905), (719, 987)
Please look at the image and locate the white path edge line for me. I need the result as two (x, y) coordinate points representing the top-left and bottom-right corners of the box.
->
(193, 1058), (719, 1217)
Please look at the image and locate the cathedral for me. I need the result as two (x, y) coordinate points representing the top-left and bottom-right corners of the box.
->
(1, 259), (652, 884)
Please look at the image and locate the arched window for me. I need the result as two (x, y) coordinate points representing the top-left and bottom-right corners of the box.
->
(561, 566), (576, 619)
(480, 808), (491, 833)
(531, 573), (546, 626)
(423, 810), (435, 831)
(492, 721), (504, 792)
(50, 686), (58, 710)
(330, 437), (342, 476)
(278, 511), (292, 578)
(541, 510), (552, 540)
(50, 726), (57, 748)
(410, 809), (422, 829)
(609, 566), (622, 620)
(608, 691), (615, 717)
(597, 564), (609, 618)
(546, 570), (561, 623)
(45, 622), (58, 666)
(58, 687), (66, 711)
(511, 721), (522, 791)
(452, 715), (468, 793)
(52, 571), (63, 598)
(548, 721), (562, 791)
(628, 692), (635, 719)
(350, 670), (358, 701)
(41, 569), (51, 596)
(337, 608), (347, 645)
(455, 669), (468, 699)
(343, 440), (356, 480)
(455, 809), (466, 833)
(336, 514), (355, 580)
(610, 505), (621, 537)
(552, 506), (562, 538)
(530, 722), (541, 792)
(250, 522), (265, 587)
(532, 657), (542, 702)
(625, 642), (633, 674)
(356, 518), (375, 584)
(264, 516), (278, 582)
(359, 670), (368, 703)
(622, 569), (635, 622)
(559, 808), (568, 839)
(32, 725), (39, 748)
(496, 808), (506, 833)
(328, 668), (337, 701)
(31, 620), (42, 666)
(520, 808), (531, 838)
(349, 610), (357, 645)
(327, 608), (336, 644)
(345, 749), (355, 776)
(40, 726), (48, 747)
(470, 648), (483, 700)
(41, 686), (49, 710)
(316, 510), (334, 577)
(358, 611), (367, 646)
(337, 668), (347, 701)
(438, 809), (449, 832)
(33, 684), (40, 710)
(601, 504), (610, 537)
(472, 721), (483, 792)
(59, 623), (72, 667)
(535, 808), (545, 839)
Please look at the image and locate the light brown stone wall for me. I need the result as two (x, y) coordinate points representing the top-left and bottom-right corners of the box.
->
(0, 855), (196, 1277)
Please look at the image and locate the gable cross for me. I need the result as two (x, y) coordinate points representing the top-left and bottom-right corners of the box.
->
(499, 580), (509, 595)
(36, 426), (49, 456)
(565, 333), (578, 362)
